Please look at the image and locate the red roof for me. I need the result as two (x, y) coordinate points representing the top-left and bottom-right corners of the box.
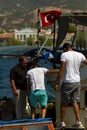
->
(0, 33), (14, 39)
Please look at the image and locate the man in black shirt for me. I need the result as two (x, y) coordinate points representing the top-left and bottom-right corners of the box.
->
(10, 56), (38, 119)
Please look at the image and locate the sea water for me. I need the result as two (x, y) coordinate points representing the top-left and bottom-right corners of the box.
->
(0, 57), (18, 99)
(0, 45), (87, 101)
(0, 57), (56, 101)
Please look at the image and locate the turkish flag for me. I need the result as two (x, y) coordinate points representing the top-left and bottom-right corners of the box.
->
(40, 10), (61, 27)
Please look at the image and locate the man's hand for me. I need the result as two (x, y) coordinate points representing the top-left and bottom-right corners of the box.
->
(14, 89), (19, 96)
(54, 84), (59, 91)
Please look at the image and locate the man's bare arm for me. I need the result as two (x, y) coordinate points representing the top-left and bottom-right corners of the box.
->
(54, 61), (66, 90)
(46, 69), (59, 73)
(10, 79), (18, 96)
(83, 59), (87, 65)
(55, 61), (66, 84)
(26, 78), (31, 92)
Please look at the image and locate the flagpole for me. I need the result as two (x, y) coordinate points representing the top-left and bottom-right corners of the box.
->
(38, 9), (61, 62)
(53, 20), (56, 69)
(36, 8), (40, 50)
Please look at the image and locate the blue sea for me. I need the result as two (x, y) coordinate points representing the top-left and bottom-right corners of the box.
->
(0, 45), (87, 101)
(0, 57), (18, 99)
(0, 45), (56, 101)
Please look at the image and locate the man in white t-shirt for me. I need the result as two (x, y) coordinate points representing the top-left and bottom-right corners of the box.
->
(26, 64), (59, 119)
(54, 43), (87, 129)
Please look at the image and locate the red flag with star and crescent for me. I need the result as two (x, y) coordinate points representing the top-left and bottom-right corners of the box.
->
(40, 10), (61, 27)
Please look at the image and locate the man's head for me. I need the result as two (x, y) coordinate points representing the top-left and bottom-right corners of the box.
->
(32, 63), (39, 68)
(19, 56), (28, 68)
(63, 43), (72, 52)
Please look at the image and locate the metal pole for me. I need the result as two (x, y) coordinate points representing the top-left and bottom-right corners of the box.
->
(53, 20), (56, 69)
(36, 8), (41, 49)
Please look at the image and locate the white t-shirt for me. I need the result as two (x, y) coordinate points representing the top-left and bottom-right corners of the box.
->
(26, 67), (48, 91)
(61, 50), (86, 83)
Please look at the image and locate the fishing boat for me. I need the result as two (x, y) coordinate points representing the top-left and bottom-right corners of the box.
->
(0, 12), (87, 130)
(0, 118), (54, 130)
(53, 12), (87, 129)
(23, 12), (87, 129)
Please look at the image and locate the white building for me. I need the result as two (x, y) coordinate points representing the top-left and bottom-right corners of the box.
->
(14, 27), (37, 44)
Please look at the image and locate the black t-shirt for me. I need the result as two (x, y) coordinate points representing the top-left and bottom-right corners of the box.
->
(10, 63), (32, 90)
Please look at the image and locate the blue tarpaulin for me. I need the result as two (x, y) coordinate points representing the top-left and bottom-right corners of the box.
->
(0, 118), (52, 126)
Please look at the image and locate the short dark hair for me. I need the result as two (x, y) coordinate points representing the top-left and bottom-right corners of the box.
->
(19, 56), (27, 63)
(63, 43), (72, 49)
(32, 63), (39, 68)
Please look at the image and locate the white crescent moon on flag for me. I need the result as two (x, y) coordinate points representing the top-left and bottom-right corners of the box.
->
(45, 14), (51, 23)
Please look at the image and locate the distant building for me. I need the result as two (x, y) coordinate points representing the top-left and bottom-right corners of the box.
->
(0, 28), (54, 46)
(0, 33), (14, 45)
(14, 27), (37, 44)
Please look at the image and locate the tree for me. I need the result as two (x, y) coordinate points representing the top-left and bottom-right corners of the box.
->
(27, 37), (35, 46)
(38, 35), (53, 47)
(6, 38), (22, 45)
(38, 35), (45, 46)
(46, 39), (53, 46)
(77, 31), (84, 49)
(68, 24), (76, 33)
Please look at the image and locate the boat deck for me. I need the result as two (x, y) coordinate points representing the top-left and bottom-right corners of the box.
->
(0, 118), (54, 130)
